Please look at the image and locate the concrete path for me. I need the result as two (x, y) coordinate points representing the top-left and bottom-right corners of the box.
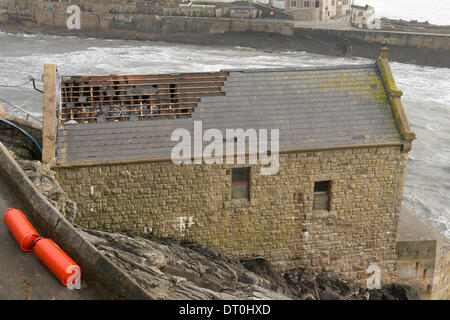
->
(0, 173), (101, 300)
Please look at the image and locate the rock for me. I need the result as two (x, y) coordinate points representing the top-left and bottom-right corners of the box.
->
(15, 159), (79, 223)
(240, 258), (292, 295)
(389, 283), (420, 300)
(78, 228), (293, 300)
(65, 200), (78, 223)
(302, 293), (316, 300)
(77, 228), (419, 301)
(369, 283), (420, 300)
(319, 290), (341, 300)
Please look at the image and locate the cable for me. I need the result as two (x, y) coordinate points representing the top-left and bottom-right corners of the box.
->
(0, 79), (32, 88)
(0, 117), (42, 154)
(0, 96), (43, 123)
(0, 75), (43, 93)
(29, 75), (44, 94)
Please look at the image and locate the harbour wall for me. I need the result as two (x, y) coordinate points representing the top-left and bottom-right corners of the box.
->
(1, 0), (450, 67)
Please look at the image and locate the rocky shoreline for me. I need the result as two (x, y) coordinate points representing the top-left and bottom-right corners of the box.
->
(79, 227), (420, 300)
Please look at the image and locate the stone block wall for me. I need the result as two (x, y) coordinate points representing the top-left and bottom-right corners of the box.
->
(55, 146), (408, 286)
(396, 240), (437, 299)
(431, 242), (450, 299)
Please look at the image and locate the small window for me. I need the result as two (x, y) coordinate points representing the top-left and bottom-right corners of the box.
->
(331, 0), (335, 5)
(313, 180), (331, 211)
(232, 167), (250, 199)
(291, 1), (297, 7)
(315, 1), (320, 8)
(304, 1), (309, 7)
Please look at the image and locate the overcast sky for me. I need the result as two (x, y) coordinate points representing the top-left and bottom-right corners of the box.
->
(352, 0), (450, 25)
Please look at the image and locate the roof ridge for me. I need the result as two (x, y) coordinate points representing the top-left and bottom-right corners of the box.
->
(221, 63), (377, 73)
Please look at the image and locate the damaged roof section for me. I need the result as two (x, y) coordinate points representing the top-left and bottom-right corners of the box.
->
(55, 64), (403, 165)
(59, 72), (227, 125)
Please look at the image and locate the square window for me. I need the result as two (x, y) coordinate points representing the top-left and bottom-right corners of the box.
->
(232, 167), (250, 199)
(313, 180), (331, 211)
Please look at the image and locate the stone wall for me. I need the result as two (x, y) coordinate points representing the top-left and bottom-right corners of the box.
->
(2, 0), (450, 67)
(395, 207), (450, 300)
(434, 243), (450, 299)
(55, 146), (408, 286)
(396, 240), (437, 299)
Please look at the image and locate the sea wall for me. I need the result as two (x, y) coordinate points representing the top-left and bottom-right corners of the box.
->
(396, 240), (450, 300)
(55, 146), (408, 286)
(1, 0), (450, 67)
(396, 209), (450, 300)
(0, 141), (153, 299)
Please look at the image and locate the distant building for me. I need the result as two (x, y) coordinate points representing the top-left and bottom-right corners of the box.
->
(351, 4), (375, 28)
(194, 0), (352, 21)
(230, 2), (258, 19)
(286, 0), (352, 21)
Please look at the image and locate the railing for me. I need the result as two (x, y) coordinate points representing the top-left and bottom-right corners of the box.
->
(0, 97), (43, 124)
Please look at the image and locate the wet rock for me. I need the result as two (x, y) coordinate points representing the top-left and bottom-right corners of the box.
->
(79, 228), (291, 300)
(79, 228), (420, 300)
(241, 258), (291, 295)
(369, 283), (420, 300)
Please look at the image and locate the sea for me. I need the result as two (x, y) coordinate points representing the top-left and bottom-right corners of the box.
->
(0, 18), (449, 239)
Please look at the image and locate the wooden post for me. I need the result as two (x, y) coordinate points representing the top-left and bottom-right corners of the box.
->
(42, 64), (58, 165)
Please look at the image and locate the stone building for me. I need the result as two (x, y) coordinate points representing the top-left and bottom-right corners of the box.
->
(351, 4), (375, 28)
(229, 2), (258, 19)
(286, 0), (351, 21)
(42, 43), (416, 286)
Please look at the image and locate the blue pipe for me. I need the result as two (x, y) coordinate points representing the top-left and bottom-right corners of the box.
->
(0, 118), (42, 154)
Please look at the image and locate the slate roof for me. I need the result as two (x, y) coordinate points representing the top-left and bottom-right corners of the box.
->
(231, 3), (256, 10)
(55, 64), (402, 165)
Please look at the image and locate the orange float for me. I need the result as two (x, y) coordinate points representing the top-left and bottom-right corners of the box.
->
(33, 237), (82, 287)
(3, 208), (40, 251)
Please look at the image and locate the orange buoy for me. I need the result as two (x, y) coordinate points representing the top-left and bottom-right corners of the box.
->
(3, 208), (40, 251)
(33, 238), (82, 287)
